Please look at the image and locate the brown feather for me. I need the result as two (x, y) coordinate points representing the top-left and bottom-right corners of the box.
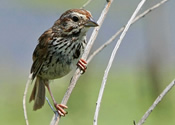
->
(31, 29), (53, 80)
(29, 77), (46, 110)
(60, 9), (92, 20)
(29, 80), (37, 102)
(30, 29), (53, 110)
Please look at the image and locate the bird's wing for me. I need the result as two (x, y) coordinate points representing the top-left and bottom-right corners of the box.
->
(30, 29), (53, 80)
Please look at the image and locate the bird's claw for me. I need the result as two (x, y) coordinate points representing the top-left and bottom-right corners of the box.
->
(55, 104), (68, 116)
(77, 58), (87, 74)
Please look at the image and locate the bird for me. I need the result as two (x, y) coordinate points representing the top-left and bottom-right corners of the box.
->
(29, 9), (98, 116)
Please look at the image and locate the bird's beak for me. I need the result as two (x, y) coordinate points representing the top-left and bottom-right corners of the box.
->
(85, 18), (98, 27)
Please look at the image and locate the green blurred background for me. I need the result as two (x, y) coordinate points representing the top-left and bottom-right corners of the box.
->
(1, 0), (175, 124)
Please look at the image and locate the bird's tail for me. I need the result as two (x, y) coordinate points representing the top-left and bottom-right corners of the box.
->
(29, 76), (46, 110)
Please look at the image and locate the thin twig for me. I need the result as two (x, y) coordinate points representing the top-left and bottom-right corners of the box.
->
(50, 1), (113, 125)
(81, 0), (93, 9)
(23, 73), (33, 125)
(136, 80), (175, 125)
(133, 0), (168, 22)
(93, 0), (147, 125)
(87, 0), (169, 64)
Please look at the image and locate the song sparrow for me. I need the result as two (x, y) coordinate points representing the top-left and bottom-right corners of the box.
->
(29, 9), (98, 116)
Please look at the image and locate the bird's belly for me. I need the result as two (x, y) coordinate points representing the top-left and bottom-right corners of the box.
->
(38, 39), (85, 80)
(39, 55), (79, 80)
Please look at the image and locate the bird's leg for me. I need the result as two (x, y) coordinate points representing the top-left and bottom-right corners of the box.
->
(77, 58), (87, 73)
(45, 84), (68, 116)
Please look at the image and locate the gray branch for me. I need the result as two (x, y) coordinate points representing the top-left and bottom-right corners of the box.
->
(136, 80), (175, 125)
(81, 0), (93, 9)
(87, 0), (169, 64)
(23, 73), (33, 125)
(93, 0), (147, 124)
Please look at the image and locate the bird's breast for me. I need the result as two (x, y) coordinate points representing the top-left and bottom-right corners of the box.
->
(39, 37), (86, 80)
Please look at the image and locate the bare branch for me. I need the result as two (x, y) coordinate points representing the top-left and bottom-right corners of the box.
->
(93, 0), (147, 124)
(81, 0), (93, 9)
(82, 1), (113, 60)
(87, 27), (123, 63)
(87, 0), (169, 63)
(23, 73), (33, 125)
(136, 80), (175, 125)
(133, 0), (168, 22)
(50, 0), (113, 125)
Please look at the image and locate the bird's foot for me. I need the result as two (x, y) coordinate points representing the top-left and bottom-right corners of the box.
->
(54, 104), (68, 116)
(77, 58), (87, 74)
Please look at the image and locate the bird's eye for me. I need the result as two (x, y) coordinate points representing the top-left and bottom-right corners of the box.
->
(72, 16), (79, 22)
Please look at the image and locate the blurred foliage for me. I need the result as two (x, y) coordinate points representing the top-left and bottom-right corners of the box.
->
(1, 69), (175, 125)
(12, 0), (104, 11)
